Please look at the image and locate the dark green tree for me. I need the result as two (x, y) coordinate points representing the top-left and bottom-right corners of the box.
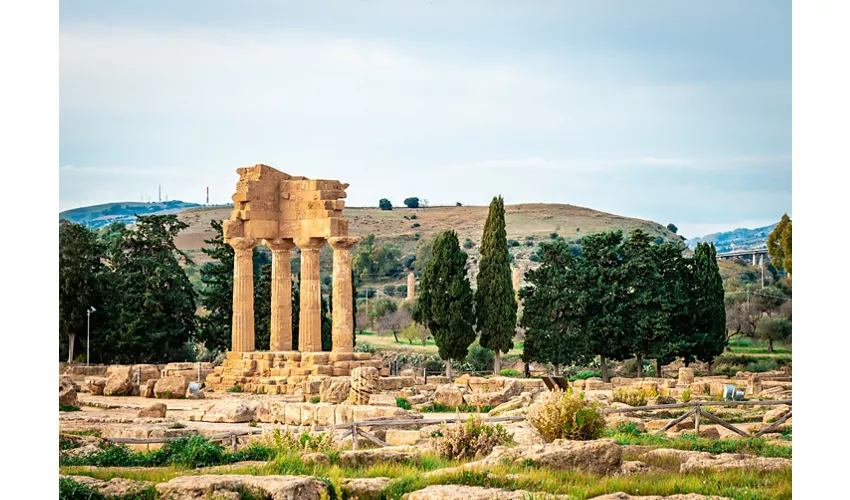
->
(254, 263), (272, 350)
(648, 242), (696, 376)
(412, 230), (476, 377)
(520, 240), (594, 374)
(196, 220), (270, 352)
(580, 231), (633, 382)
(403, 197), (420, 208)
(59, 220), (107, 362)
(666, 223), (678, 234)
(379, 198), (393, 210)
(690, 243), (727, 374)
(767, 214), (791, 273)
(105, 214), (197, 363)
(756, 316), (791, 353)
(475, 196), (518, 374)
(321, 294), (333, 351)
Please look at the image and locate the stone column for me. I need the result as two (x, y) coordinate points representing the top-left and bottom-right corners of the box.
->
(406, 272), (415, 302)
(295, 237), (326, 352)
(752, 253), (757, 266)
(264, 238), (296, 351)
(329, 237), (358, 353)
(229, 237), (256, 352)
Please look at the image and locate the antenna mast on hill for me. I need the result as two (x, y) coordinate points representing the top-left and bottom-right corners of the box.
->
(158, 185), (162, 203)
(206, 186), (209, 205)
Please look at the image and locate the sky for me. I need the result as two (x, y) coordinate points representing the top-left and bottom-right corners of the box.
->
(58, 0), (791, 239)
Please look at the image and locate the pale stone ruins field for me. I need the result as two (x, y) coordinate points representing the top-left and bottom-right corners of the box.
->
(59, 361), (792, 499)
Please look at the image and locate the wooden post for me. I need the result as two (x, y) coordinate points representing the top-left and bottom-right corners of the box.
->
(694, 404), (700, 436)
(700, 409), (750, 437)
(352, 424), (359, 450)
(231, 433), (237, 453)
(755, 410), (792, 437)
(655, 408), (697, 435)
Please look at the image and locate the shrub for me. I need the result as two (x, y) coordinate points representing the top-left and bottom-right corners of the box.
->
(310, 396), (321, 404)
(396, 397), (412, 410)
(465, 343), (495, 372)
(227, 384), (242, 393)
(354, 342), (376, 354)
(169, 422), (186, 429)
(550, 232), (559, 239)
(612, 388), (648, 407)
(529, 254), (540, 262)
(257, 428), (336, 454)
(569, 370), (602, 381)
(681, 389), (692, 403)
(463, 238), (474, 249)
(527, 389), (605, 442)
(508, 239), (520, 247)
(747, 358), (779, 373)
(160, 435), (227, 468)
(411, 223), (421, 228)
(431, 414), (513, 460)
(500, 369), (520, 377)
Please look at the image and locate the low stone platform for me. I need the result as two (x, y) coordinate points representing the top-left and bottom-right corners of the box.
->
(205, 351), (382, 393)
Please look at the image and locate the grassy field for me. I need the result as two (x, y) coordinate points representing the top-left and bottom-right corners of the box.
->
(357, 330), (525, 357)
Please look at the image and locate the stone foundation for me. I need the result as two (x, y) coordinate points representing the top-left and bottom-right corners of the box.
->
(205, 351), (382, 394)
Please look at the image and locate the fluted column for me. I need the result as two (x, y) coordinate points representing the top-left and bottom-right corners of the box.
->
(264, 238), (296, 351)
(407, 272), (415, 302)
(329, 237), (358, 353)
(229, 237), (256, 352)
(295, 237), (326, 352)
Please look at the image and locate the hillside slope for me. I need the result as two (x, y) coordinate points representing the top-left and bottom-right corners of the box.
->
(175, 203), (681, 268)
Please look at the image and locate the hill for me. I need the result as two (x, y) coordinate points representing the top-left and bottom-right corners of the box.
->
(59, 200), (202, 229)
(174, 203), (681, 272)
(687, 222), (778, 253)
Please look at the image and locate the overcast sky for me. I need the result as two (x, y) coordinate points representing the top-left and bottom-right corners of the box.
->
(59, 0), (791, 239)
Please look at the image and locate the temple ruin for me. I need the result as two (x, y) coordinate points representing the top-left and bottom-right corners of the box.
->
(206, 164), (379, 393)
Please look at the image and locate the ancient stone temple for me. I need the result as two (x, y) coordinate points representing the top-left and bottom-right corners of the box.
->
(206, 165), (380, 393)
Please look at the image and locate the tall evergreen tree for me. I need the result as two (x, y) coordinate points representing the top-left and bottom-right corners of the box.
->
(106, 214), (197, 363)
(767, 214), (791, 273)
(412, 230), (476, 378)
(475, 195), (518, 374)
(690, 243), (727, 374)
(59, 220), (107, 362)
(581, 231), (633, 382)
(291, 274), (301, 350)
(520, 240), (594, 374)
(321, 294), (333, 351)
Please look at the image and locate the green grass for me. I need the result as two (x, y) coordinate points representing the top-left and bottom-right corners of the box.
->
(603, 427), (791, 459)
(420, 403), (496, 413)
(396, 397), (413, 410)
(63, 450), (791, 500)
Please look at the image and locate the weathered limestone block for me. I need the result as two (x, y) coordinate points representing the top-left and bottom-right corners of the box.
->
(154, 376), (189, 399)
(143, 379), (157, 398)
(86, 378), (106, 396)
(349, 367), (380, 405)
(467, 377), (489, 392)
(60, 376), (78, 407)
(154, 474), (328, 500)
(201, 401), (258, 423)
(403, 485), (572, 500)
(320, 377), (351, 403)
(338, 447), (421, 468)
(341, 477), (392, 500)
(104, 366), (135, 396)
(584, 379), (612, 390)
(133, 364), (162, 384)
(478, 439), (622, 475)
(463, 391), (509, 408)
(433, 384), (465, 407)
(138, 403), (167, 418)
(368, 393), (398, 407)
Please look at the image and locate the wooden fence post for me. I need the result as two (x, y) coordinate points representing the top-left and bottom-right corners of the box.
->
(352, 424), (359, 451)
(231, 433), (237, 453)
(695, 403), (700, 436)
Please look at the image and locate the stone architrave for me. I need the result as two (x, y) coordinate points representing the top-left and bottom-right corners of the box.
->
(328, 237), (358, 353)
(296, 237), (326, 352)
(230, 237), (256, 352)
(264, 238), (296, 351)
(406, 272), (415, 302)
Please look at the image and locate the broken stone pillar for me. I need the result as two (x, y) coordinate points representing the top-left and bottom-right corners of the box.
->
(265, 238), (296, 351)
(230, 237), (256, 352)
(296, 237), (326, 352)
(349, 366), (379, 405)
(678, 367), (694, 385)
(407, 272), (415, 302)
(329, 237), (358, 353)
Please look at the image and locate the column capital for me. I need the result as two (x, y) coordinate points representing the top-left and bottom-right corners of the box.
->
(229, 237), (256, 252)
(328, 236), (358, 250)
(294, 237), (326, 251)
(263, 238), (296, 252)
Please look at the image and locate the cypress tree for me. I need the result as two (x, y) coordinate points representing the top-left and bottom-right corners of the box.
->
(412, 230), (476, 378)
(691, 243), (727, 374)
(475, 196), (518, 374)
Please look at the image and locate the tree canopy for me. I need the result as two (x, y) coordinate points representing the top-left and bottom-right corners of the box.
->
(403, 197), (420, 208)
(767, 214), (792, 274)
(412, 230), (476, 376)
(378, 198), (393, 210)
(475, 196), (517, 373)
